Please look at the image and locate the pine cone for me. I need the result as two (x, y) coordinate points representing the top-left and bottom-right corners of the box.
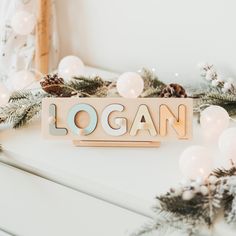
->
(40, 74), (73, 97)
(159, 83), (187, 98)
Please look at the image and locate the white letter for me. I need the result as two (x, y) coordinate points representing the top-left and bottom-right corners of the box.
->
(101, 104), (127, 136)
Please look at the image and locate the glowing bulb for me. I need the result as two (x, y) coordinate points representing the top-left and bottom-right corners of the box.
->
(200, 105), (229, 141)
(179, 145), (214, 180)
(218, 127), (236, 162)
(11, 10), (36, 35)
(117, 72), (144, 98)
(58, 55), (85, 81)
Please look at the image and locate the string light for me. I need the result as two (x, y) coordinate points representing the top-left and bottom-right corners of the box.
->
(116, 72), (144, 98)
(179, 145), (214, 180)
(11, 10), (36, 35)
(58, 55), (85, 81)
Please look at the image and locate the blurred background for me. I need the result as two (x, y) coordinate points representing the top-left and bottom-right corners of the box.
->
(55, 0), (236, 84)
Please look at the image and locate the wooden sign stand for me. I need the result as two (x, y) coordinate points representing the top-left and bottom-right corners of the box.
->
(36, 3), (193, 148)
(42, 97), (193, 148)
(72, 140), (161, 147)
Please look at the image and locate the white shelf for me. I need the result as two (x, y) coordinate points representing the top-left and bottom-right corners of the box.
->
(0, 66), (234, 236)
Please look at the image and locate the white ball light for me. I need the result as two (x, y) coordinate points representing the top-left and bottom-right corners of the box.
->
(11, 10), (36, 35)
(58, 55), (85, 80)
(200, 105), (229, 137)
(117, 72), (144, 98)
(10, 70), (35, 90)
(179, 145), (214, 180)
(0, 83), (10, 107)
(218, 127), (236, 162)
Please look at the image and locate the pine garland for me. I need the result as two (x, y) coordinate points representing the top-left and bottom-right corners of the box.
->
(0, 69), (167, 128)
(0, 91), (48, 128)
(0, 64), (235, 128)
(133, 166), (236, 236)
(0, 66), (235, 235)
(194, 64), (236, 116)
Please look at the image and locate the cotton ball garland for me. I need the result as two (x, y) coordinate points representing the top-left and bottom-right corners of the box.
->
(218, 127), (236, 162)
(200, 106), (229, 138)
(223, 82), (232, 91)
(179, 145), (214, 180)
(211, 80), (219, 87)
(200, 185), (209, 196)
(0, 83), (10, 106)
(11, 10), (36, 35)
(205, 68), (216, 81)
(58, 55), (85, 81)
(10, 70), (35, 90)
(117, 72), (144, 98)
(182, 190), (195, 201)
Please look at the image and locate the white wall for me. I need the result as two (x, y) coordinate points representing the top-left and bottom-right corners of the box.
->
(56, 0), (236, 84)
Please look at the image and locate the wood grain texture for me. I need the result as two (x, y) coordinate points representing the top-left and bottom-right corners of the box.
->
(35, 0), (50, 75)
(42, 98), (193, 147)
(73, 140), (161, 147)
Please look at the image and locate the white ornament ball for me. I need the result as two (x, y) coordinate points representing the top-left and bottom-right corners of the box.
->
(10, 70), (35, 90)
(211, 80), (219, 87)
(174, 187), (183, 196)
(200, 185), (209, 195)
(200, 105), (229, 136)
(209, 185), (216, 191)
(224, 82), (232, 90)
(0, 83), (10, 106)
(117, 72), (144, 98)
(208, 175), (218, 185)
(218, 127), (236, 161)
(58, 55), (85, 80)
(222, 87), (228, 93)
(179, 145), (214, 180)
(182, 190), (195, 201)
(205, 69), (215, 81)
(11, 10), (36, 35)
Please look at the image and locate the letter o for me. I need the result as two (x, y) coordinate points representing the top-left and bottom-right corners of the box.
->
(67, 103), (97, 135)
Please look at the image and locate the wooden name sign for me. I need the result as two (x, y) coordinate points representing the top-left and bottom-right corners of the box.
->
(42, 98), (193, 147)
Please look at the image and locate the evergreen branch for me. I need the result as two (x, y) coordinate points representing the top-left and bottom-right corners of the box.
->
(193, 63), (236, 116)
(0, 91), (47, 128)
(12, 101), (41, 128)
(141, 87), (162, 97)
(139, 68), (166, 91)
(131, 222), (159, 236)
(9, 90), (34, 102)
(194, 90), (236, 117)
(134, 166), (236, 236)
(206, 93), (236, 102)
(0, 69), (185, 129)
(70, 76), (108, 95)
(133, 209), (201, 236)
(225, 197), (236, 224)
(212, 166), (236, 178)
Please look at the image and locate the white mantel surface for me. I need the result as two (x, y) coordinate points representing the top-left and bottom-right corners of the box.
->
(0, 67), (235, 236)
(0, 162), (147, 236)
